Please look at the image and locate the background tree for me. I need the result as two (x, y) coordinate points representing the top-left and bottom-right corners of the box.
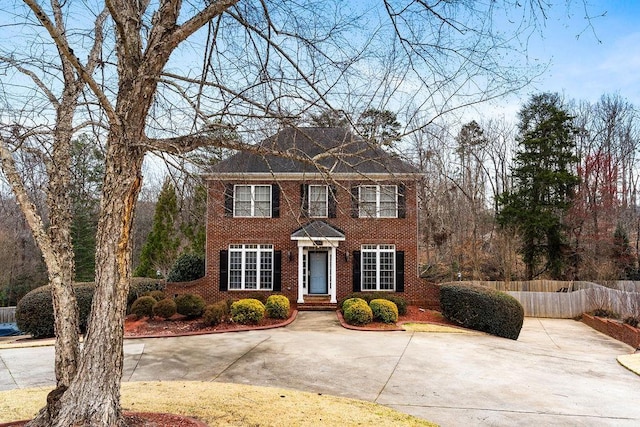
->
(355, 109), (401, 145)
(497, 93), (580, 279)
(135, 179), (180, 278)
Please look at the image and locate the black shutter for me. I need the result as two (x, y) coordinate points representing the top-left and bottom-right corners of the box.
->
(300, 184), (309, 217)
(397, 183), (406, 219)
(272, 184), (280, 218)
(352, 250), (361, 292)
(219, 250), (228, 291)
(273, 250), (282, 291)
(224, 184), (234, 217)
(328, 185), (337, 218)
(350, 186), (359, 218)
(395, 251), (405, 292)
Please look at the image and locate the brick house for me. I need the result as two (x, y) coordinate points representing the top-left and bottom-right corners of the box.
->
(199, 127), (428, 306)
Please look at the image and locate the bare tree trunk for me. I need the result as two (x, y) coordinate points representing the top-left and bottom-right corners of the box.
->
(53, 140), (144, 426)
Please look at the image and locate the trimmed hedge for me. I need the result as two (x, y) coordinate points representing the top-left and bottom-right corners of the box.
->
(440, 284), (524, 340)
(144, 290), (166, 301)
(340, 292), (407, 316)
(15, 283), (95, 339)
(342, 297), (367, 313)
(370, 299), (398, 323)
(175, 294), (206, 318)
(203, 301), (229, 326)
(343, 299), (373, 326)
(152, 298), (177, 319)
(131, 296), (157, 319)
(127, 278), (165, 309)
(231, 298), (265, 325)
(167, 253), (205, 282)
(265, 295), (290, 319)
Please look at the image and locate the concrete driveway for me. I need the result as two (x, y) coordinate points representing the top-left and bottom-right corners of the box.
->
(1, 313), (639, 426)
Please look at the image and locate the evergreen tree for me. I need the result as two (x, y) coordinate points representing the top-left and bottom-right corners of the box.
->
(356, 109), (401, 145)
(612, 224), (637, 279)
(70, 135), (104, 282)
(497, 93), (579, 279)
(134, 179), (180, 278)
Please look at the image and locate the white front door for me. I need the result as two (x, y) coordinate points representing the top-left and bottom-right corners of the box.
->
(308, 251), (328, 294)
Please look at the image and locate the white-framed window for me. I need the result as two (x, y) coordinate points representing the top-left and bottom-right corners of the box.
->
(234, 185), (271, 217)
(359, 185), (397, 218)
(308, 185), (328, 217)
(229, 244), (273, 290)
(361, 244), (395, 291)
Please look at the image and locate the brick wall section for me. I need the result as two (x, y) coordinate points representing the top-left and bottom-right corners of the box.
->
(582, 313), (640, 349)
(190, 178), (437, 306)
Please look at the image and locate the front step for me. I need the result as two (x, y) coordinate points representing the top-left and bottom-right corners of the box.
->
(297, 296), (337, 311)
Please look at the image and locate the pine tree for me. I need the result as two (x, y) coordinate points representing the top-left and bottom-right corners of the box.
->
(134, 179), (180, 278)
(497, 93), (579, 279)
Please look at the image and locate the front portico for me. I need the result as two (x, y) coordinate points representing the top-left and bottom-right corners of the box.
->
(291, 221), (345, 304)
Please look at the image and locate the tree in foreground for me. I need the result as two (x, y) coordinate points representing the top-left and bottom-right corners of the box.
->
(497, 93), (579, 279)
(0, 1), (594, 425)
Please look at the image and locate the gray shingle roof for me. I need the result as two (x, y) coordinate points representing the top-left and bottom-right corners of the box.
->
(211, 127), (417, 175)
(290, 220), (346, 240)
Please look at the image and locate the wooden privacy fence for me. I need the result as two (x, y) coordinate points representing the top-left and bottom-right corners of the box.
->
(0, 307), (16, 323)
(440, 280), (640, 319)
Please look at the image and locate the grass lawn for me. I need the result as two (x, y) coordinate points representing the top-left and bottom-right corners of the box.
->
(0, 381), (436, 426)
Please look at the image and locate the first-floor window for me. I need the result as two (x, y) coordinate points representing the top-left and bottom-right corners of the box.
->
(361, 244), (395, 291)
(229, 244), (273, 290)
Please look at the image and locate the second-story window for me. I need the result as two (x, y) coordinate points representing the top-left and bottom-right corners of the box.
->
(234, 185), (271, 217)
(308, 185), (328, 217)
(359, 185), (397, 218)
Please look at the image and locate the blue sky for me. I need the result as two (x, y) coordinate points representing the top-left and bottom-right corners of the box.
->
(515, 1), (640, 107)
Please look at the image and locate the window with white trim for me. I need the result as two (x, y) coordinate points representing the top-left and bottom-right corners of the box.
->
(234, 185), (271, 217)
(361, 244), (395, 291)
(359, 185), (397, 218)
(308, 185), (328, 217)
(229, 244), (273, 290)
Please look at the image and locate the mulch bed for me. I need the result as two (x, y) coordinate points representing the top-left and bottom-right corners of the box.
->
(124, 305), (456, 337)
(0, 412), (207, 427)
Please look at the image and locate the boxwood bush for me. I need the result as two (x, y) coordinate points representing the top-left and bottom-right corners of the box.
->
(175, 293), (206, 318)
(202, 301), (229, 326)
(341, 297), (367, 312)
(343, 299), (373, 326)
(231, 298), (265, 325)
(16, 283), (95, 339)
(152, 298), (177, 319)
(131, 296), (157, 319)
(340, 292), (407, 316)
(265, 295), (290, 319)
(127, 278), (165, 309)
(370, 299), (398, 323)
(440, 284), (524, 340)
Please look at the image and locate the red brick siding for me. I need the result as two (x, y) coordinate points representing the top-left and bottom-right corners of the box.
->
(582, 313), (640, 349)
(192, 178), (434, 306)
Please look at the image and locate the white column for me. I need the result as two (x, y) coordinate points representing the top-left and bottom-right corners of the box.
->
(330, 246), (337, 303)
(297, 245), (305, 303)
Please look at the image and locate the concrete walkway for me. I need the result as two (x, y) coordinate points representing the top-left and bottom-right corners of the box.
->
(1, 314), (639, 426)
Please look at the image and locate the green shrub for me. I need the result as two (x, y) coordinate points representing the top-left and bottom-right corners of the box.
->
(370, 299), (398, 323)
(167, 253), (205, 282)
(231, 298), (266, 325)
(144, 290), (166, 301)
(340, 292), (407, 316)
(127, 278), (165, 308)
(342, 297), (367, 312)
(152, 298), (177, 319)
(265, 295), (290, 319)
(203, 302), (228, 326)
(175, 293), (206, 318)
(16, 283), (95, 339)
(343, 300), (373, 326)
(131, 296), (156, 319)
(440, 284), (524, 340)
